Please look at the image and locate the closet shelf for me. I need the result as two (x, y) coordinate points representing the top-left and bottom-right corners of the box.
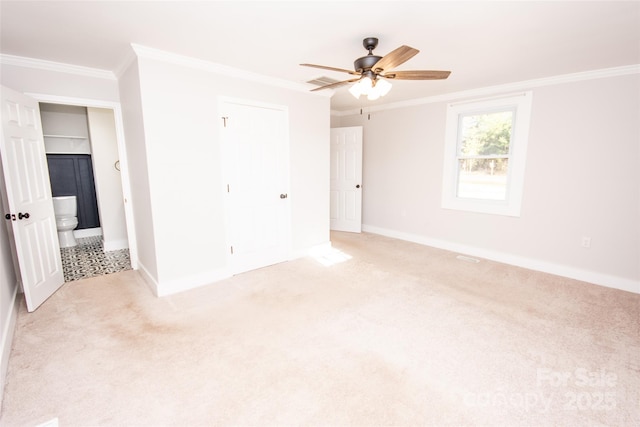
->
(43, 134), (88, 140)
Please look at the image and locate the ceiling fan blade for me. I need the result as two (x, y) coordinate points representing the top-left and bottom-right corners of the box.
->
(310, 78), (361, 92)
(372, 45), (419, 73)
(383, 70), (451, 80)
(300, 63), (359, 75)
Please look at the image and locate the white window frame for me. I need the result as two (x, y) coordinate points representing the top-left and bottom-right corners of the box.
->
(441, 91), (533, 217)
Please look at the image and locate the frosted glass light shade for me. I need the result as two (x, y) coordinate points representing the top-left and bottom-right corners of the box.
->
(349, 81), (364, 98)
(376, 78), (392, 96)
(349, 76), (392, 100)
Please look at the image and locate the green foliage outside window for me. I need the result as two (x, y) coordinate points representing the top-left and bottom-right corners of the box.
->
(458, 110), (513, 174)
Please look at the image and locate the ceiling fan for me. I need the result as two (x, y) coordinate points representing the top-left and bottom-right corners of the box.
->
(301, 37), (451, 100)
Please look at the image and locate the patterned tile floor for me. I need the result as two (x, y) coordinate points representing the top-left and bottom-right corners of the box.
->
(60, 236), (132, 282)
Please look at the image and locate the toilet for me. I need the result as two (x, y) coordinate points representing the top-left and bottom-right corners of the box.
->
(52, 196), (79, 248)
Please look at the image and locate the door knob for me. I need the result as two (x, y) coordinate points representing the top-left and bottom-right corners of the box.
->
(4, 214), (10, 220)
(280, 193), (288, 199)
(356, 184), (361, 188)
(18, 212), (30, 220)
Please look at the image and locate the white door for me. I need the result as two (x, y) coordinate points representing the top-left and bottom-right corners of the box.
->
(330, 126), (363, 232)
(221, 100), (290, 274)
(0, 86), (64, 312)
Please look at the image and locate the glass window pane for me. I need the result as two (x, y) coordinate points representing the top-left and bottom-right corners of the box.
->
(459, 110), (513, 156)
(457, 158), (508, 200)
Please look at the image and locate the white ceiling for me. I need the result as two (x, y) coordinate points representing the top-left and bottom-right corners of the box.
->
(1, 1), (639, 111)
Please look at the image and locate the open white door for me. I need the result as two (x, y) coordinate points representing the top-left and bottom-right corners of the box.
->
(0, 86), (64, 312)
(330, 126), (363, 232)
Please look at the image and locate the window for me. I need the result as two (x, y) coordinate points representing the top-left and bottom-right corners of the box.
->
(441, 92), (533, 216)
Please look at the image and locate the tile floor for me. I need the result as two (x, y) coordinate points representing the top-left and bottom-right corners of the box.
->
(60, 236), (131, 282)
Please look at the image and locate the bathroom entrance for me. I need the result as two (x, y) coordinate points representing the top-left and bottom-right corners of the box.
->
(40, 102), (133, 282)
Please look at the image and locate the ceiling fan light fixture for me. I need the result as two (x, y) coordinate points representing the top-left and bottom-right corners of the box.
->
(348, 82), (364, 98)
(349, 76), (373, 99)
(375, 77), (392, 97)
(367, 90), (381, 101)
(350, 76), (392, 100)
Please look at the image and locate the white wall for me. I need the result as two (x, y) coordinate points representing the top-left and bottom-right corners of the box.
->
(40, 103), (90, 138)
(0, 163), (19, 414)
(118, 60), (158, 282)
(87, 107), (129, 251)
(121, 51), (330, 295)
(338, 73), (640, 292)
(0, 62), (120, 102)
(41, 104), (92, 154)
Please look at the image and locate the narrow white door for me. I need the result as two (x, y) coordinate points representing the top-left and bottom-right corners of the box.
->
(330, 126), (363, 232)
(221, 100), (290, 274)
(0, 86), (64, 312)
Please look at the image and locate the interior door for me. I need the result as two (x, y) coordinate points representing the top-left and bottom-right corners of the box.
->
(0, 86), (64, 312)
(330, 126), (363, 232)
(221, 100), (290, 274)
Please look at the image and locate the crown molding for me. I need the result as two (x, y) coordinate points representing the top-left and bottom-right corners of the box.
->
(0, 47), (331, 98)
(333, 64), (640, 116)
(0, 53), (116, 80)
(130, 44), (332, 97)
(113, 48), (138, 80)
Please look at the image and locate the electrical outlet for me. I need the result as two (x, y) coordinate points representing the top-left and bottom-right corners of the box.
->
(581, 237), (591, 248)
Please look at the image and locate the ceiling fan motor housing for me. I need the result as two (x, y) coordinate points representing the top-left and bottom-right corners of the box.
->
(354, 55), (382, 73)
(354, 37), (382, 73)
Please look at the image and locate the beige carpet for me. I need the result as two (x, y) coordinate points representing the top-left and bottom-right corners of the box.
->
(1, 231), (638, 426)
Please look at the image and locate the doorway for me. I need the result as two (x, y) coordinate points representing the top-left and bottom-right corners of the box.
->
(39, 102), (133, 282)
(41, 104), (101, 236)
(1, 87), (137, 311)
(330, 126), (363, 233)
(32, 94), (138, 281)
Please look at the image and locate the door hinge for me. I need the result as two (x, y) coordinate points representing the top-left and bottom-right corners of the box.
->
(227, 184), (230, 193)
(230, 246), (234, 255)
(222, 116), (229, 127)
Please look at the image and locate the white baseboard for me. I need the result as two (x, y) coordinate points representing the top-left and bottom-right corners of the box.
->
(137, 261), (159, 297)
(157, 241), (336, 296)
(1, 284), (20, 413)
(362, 224), (640, 294)
(102, 238), (129, 252)
(156, 268), (232, 297)
(73, 227), (102, 238)
(141, 242), (334, 299)
(137, 260), (233, 297)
